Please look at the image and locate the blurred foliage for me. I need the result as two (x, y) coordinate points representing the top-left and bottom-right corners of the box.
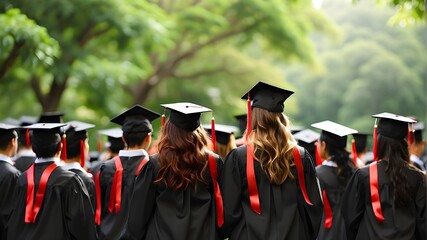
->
(0, 0), (336, 148)
(286, 0), (426, 136)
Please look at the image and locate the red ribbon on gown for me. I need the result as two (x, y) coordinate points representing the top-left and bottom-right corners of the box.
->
(25, 163), (58, 223)
(208, 153), (224, 226)
(369, 161), (385, 222)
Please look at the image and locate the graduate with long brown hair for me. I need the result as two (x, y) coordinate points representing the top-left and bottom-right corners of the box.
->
(219, 82), (323, 240)
(128, 102), (223, 240)
(342, 112), (426, 240)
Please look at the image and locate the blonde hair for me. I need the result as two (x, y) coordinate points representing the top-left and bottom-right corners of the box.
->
(250, 108), (297, 184)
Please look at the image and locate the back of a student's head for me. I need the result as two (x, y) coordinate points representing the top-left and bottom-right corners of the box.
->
(32, 131), (62, 158)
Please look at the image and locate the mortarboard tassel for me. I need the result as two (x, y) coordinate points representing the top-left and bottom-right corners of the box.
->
(161, 109), (166, 127)
(245, 94), (252, 140)
(80, 140), (86, 169)
(407, 123), (414, 145)
(97, 133), (103, 153)
(373, 120), (378, 161)
(315, 143), (323, 166)
(61, 135), (67, 160)
(351, 139), (358, 167)
(211, 116), (216, 152)
(25, 129), (31, 146)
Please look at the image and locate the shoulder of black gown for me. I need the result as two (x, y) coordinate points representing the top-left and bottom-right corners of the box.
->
(127, 154), (157, 240)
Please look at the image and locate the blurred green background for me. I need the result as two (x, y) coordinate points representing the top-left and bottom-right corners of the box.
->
(0, 0), (426, 149)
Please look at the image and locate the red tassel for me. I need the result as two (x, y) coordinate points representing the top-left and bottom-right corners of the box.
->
(80, 140), (86, 169)
(245, 95), (252, 140)
(97, 134), (102, 153)
(408, 123), (414, 144)
(25, 129), (31, 146)
(61, 135), (67, 160)
(315, 143), (323, 166)
(351, 139), (358, 167)
(373, 122), (378, 161)
(161, 114), (165, 127)
(211, 117), (216, 152)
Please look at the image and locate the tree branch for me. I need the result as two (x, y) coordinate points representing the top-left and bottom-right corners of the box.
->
(30, 76), (46, 105)
(0, 40), (25, 80)
(79, 25), (112, 47)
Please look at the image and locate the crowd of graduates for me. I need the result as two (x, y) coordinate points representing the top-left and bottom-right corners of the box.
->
(0, 81), (425, 240)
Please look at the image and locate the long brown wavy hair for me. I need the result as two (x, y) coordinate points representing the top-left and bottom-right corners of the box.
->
(250, 108), (297, 184)
(155, 120), (210, 190)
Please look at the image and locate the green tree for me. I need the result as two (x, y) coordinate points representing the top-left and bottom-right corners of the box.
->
(1, 0), (335, 121)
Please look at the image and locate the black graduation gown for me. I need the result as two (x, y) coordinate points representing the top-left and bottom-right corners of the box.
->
(69, 169), (96, 212)
(341, 161), (426, 240)
(0, 161), (20, 239)
(127, 153), (223, 240)
(97, 154), (148, 240)
(7, 162), (97, 240)
(13, 155), (36, 173)
(316, 164), (354, 240)
(219, 145), (323, 240)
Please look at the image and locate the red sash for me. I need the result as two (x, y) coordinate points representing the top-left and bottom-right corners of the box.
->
(109, 156), (124, 213)
(369, 162), (384, 222)
(208, 153), (224, 227)
(322, 190), (333, 229)
(25, 163), (58, 223)
(246, 144), (313, 215)
(93, 155), (149, 225)
(94, 171), (101, 225)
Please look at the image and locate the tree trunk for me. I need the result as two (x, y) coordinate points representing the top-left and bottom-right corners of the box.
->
(0, 40), (25, 80)
(42, 77), (68, 111)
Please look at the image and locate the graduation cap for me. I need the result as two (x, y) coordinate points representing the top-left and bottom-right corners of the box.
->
(161, 102), (212, 132)
(16, 115), (38, 147)
(25, 123), (66, 147)
(98, 128), (125, 154)
(0, 123), (19, 144)
(413, 122), (424, 143)
(65, 121), (95, 142)
(38, 112), (64, 123)
(290, 125), (304, 134)
(64, 121), (95, 166)
(241, 81), (294, 113)
(311, 120), (358, 148)
(110, 105), (161, 134)
(204, 124), (239, 145)
(293, 129), (320, 144)
(372, 112), (416, 140)
(353, 133), (371, 153)
(234, 114), (247, 137)
(2, 117), (20, 126)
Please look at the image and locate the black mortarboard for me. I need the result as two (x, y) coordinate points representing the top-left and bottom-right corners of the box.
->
(25, 123), (66, 146)
(161, 102), (212, 132)
(2, 118), (20, 126)
(204, 124), (239, 145)
(65, 121), (95, 141)
(110, 105), (161, 134)
(290, 125), (304, 134)
(0, 123), (19, 144)
(19, 115), (38, 126)
(311, 120), (358, 148)
(353, 133), (370, 153)
(241, 81), (294, 112)
(234, 114), (247, 136)
(98, 128), (125, 153)
(38, 112), (64, 123)
(293, 129), (320, 144)
(372, 112), (416, 139)
(413, 122), (424, 143)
